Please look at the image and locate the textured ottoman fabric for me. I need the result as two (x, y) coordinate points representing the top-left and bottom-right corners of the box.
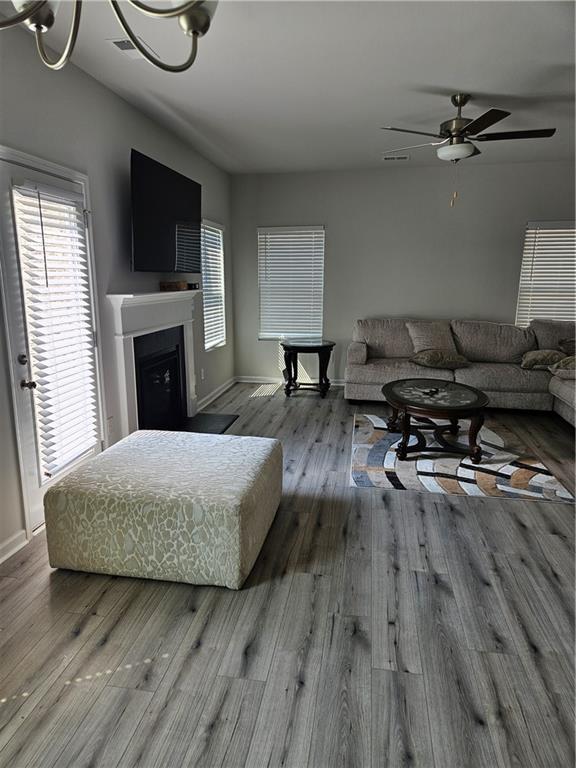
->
(45, 430), (283, 589)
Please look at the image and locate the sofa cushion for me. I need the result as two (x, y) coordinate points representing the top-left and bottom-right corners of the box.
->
(353, 318), (414, 358)
(549, 375), (575, 408)
(346, 358), (454, 386)
(521, 349), (565, 370)
(347, 341), (367, 365)
(549, 355), (576, 379)
(454, 363), (550, 393)
(406, 320), (458, 354)
(451, 320), (536, 363)
(530, 319), (576, 350)
(412, 349), (469, 370)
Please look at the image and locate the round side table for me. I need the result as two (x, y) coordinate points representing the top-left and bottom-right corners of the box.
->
(280, 339), (335, 398)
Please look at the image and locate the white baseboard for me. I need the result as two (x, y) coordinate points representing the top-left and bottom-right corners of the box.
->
(0, 529), (28, 565)
(197, 377), (236, 410)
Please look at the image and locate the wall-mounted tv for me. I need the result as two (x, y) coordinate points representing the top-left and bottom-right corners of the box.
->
(131, 149), (202, 273)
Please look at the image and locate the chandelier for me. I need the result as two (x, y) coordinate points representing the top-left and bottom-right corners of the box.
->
(0, 0), (217, 72)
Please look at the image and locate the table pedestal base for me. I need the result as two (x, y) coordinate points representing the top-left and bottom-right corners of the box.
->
(388, 409), (484, 464)
(283, 345), (333, 398)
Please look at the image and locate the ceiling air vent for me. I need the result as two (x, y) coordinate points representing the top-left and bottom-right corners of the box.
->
(108, 37), (158, 60)
(383, 155), (410, 162)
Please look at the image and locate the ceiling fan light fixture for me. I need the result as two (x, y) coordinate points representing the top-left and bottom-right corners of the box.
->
(436, 141), (476, 162)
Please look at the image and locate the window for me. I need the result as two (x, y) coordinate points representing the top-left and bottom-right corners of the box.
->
(515, 221), (576, 327)
(258, 226), (325, 340)
(12, 183), (101, 480)
(201, 221), (226, 350)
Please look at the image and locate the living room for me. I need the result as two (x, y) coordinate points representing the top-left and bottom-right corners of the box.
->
(0, 1), (574, 766)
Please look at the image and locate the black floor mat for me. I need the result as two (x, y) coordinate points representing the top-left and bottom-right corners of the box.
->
(183, 413), (239, 434)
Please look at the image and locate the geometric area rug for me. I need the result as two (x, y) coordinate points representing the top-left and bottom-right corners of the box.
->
(350, 414), (574, 503)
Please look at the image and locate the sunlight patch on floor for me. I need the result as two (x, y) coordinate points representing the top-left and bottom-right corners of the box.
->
(250, 383), (282, 398)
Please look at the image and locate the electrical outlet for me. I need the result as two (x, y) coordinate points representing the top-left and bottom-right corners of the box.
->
(201, 368), (205, 381)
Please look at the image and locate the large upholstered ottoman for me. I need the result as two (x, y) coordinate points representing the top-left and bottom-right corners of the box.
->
(44, 430), (283, 589)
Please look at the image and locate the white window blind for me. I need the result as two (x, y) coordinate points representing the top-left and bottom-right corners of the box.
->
(12, 184), (101, 481)
(515, 221), (576, 327)
(201, 221), (226, 350)
(258, 226), (325, 340)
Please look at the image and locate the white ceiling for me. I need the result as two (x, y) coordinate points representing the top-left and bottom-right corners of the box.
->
(12, 1), (576, 172)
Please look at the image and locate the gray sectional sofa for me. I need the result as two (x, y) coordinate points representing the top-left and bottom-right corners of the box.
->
(345, 317), (575, 425)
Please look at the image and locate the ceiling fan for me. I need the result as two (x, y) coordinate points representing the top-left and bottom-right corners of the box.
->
(382, 93), (556, 162)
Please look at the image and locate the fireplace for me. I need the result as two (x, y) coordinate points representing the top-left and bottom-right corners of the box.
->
(134, 326), (187, 430)
(107, 291), (200, 440)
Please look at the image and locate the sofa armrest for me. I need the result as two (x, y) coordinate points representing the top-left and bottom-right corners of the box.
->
(347, 341), (367, 365)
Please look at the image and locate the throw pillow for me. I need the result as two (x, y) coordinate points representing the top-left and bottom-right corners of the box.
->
(559, 338), (575, 356)
(549, 356), (576, 380)
(412, 349), (470, 370)
(521, 349), (565, 370)
(406, 321), (458, 354)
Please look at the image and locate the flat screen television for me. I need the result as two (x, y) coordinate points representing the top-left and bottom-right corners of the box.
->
(131, 149), (202, 273)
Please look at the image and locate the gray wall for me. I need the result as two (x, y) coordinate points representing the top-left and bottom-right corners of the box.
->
(0, 29), (233, 553)
(232, 161), (574, 381)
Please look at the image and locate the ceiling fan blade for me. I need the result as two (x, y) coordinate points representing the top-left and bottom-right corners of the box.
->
(381, 126), (443, 139)
(475, 128), (557, 141)
(382, 139), (450, 154)
(469, 144), (481, 157)
(463, 108), (511, 135)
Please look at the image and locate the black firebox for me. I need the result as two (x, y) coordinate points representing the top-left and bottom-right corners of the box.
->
(133, 326), (187, 430)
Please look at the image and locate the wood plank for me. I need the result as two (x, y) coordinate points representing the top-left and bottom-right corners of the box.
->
(47, 686), (152, 768)
(491, 552), (573, 657)
(246, 573), (329, 768)
(218, 573), (292, 681)
(183, 677), (263, 767)
(309, 614), (371, 768)
(413, 570), (500, 768)
(0, 613), (104, 758)
(438, 499), (518, 654)
(108, 581), (209, 692)
(372, 492), (421, 673)
(118, 644), (224, 767)
(371, 669), (435, 768)
(469, 650), (574, 768)
(402, 494), (448, 574)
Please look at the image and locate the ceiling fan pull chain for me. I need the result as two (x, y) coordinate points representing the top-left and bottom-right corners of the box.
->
(450, 161), (459, 207)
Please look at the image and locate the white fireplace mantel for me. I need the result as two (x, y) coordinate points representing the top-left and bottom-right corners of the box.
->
(107, 291), (201, 438)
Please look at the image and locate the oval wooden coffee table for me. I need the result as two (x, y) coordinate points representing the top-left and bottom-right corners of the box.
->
(381, 378), (490, 464)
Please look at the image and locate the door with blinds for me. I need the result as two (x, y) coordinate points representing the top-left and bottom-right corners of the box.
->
(0, 158), (103, 530)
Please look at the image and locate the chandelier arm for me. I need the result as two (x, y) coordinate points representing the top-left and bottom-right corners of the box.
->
(124, 0), (201, 19)
(0, 1), (48, 29)
(108, 0), (199, 72)
(34, 0), (82, 70)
